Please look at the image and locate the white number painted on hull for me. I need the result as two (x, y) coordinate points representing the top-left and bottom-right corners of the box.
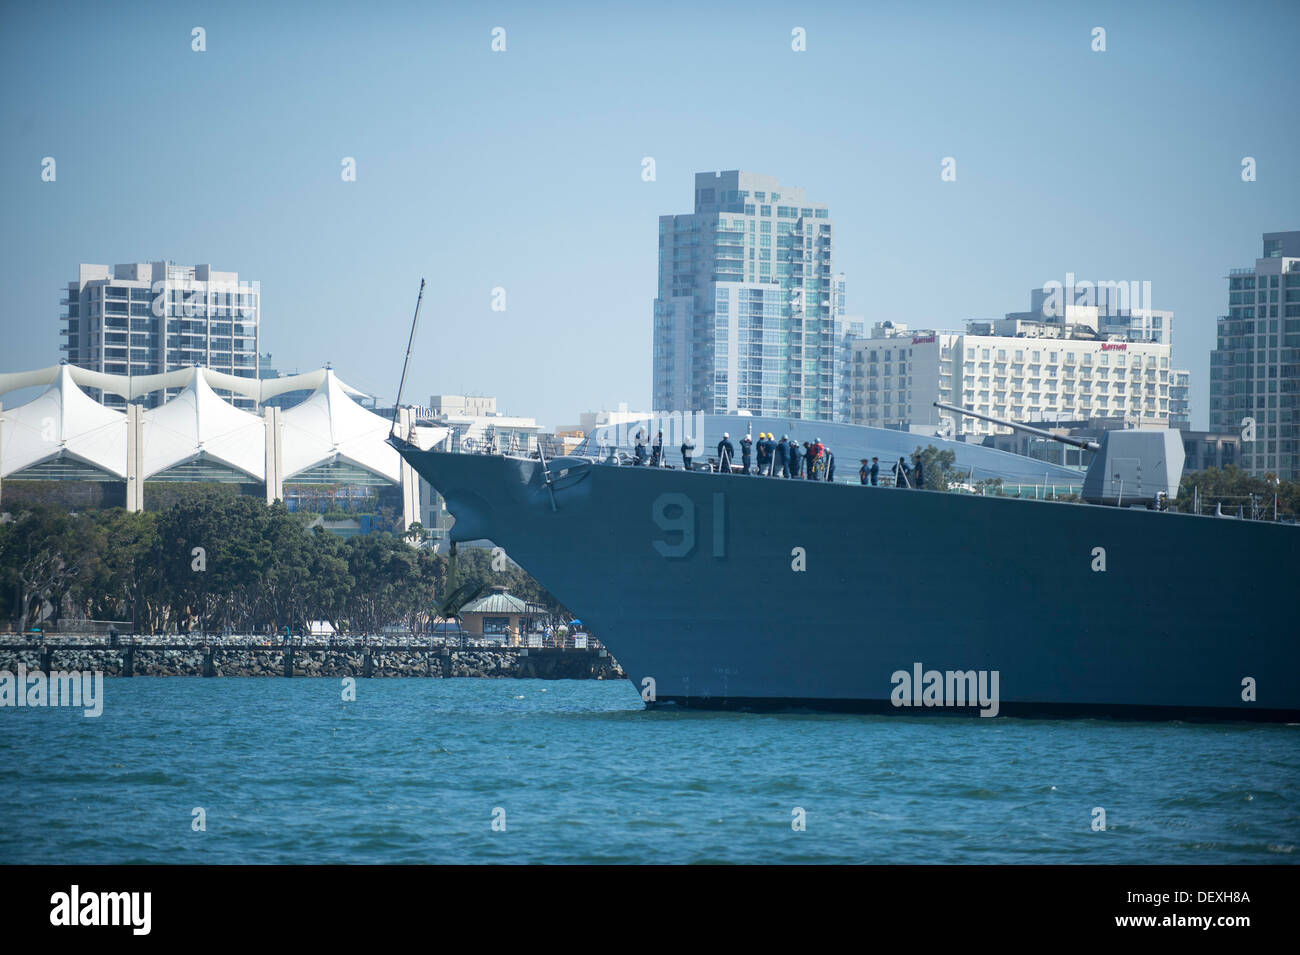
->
(652, 492), (725, 558)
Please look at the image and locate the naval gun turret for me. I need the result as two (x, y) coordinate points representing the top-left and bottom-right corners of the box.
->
(933, 402), (1184, 507)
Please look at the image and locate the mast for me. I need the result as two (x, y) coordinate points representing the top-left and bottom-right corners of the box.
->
(391, 278), (426, 439)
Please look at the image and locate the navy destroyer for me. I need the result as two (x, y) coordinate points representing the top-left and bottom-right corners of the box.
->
(386, 281), (1295, 721)
(391, 406), (1298, 722)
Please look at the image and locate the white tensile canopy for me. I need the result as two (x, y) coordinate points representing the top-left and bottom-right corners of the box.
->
(281, 370), (402, 482)
(140, 369), (267, 480)
(1, 364), (434, 487)
(0, 365), (128, 478)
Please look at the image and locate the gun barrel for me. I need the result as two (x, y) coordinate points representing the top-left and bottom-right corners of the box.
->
(933, 401), (1100, 451)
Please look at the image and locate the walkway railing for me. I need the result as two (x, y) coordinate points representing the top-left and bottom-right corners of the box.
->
(0, 631), (608, 651)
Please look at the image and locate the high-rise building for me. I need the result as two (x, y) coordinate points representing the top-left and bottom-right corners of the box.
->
(1209, 231), (1300, 480)
(1170, 369), (1191, 431)
(850, 289), (1189, 436)
(832, 272), (865, 423)
(849, 323), (961, 430)
(954, 324), (1180, 437)
(652, 171), (836, 419)
(61, 261), (260, 409)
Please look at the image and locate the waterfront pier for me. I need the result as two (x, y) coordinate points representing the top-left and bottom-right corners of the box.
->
(0, 638), (624, 680)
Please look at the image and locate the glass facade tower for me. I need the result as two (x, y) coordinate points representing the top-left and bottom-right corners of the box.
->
(1210, 231), (1300, 479)
(652, 171), (836, 419)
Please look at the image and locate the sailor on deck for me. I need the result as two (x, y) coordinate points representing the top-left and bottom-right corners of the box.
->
(893, 457), (909, 488)
(740, 433), (753, 474)
(717, 432), (735, 473)
(774, 435), (789, 477)
(788, 440), (805, 479)
(808, 438), (825, 481)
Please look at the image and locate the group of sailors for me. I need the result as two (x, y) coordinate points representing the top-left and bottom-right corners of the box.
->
(632, 430), (839, 479)
(857, 456), (925, 489)
(629, 428), (925, 489)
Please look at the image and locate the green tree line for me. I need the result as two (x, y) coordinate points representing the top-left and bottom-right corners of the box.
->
(0, 488), (568, 635)
(1176, 466), (1300, 518)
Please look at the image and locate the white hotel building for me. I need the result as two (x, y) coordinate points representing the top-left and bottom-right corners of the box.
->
(63, 261), (260, 410)
(850, 301), (1190, 437)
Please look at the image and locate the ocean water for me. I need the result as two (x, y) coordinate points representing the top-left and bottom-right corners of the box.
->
(1, 678), (1296, 864)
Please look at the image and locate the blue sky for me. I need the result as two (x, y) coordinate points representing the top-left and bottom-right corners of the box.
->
(2, 0), (1297, 428)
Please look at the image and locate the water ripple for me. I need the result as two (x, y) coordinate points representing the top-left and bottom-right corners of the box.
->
(0, 678), (1297, 864)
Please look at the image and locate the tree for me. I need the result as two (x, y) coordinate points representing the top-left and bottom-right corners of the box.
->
(911, 445), (959, 492)
(302, 528), (353, 634)
(77, 509), (159, 631)
(0, 482), (574, 636)
(0, 506), (102, 631)
(1176, 467), (1299, 519)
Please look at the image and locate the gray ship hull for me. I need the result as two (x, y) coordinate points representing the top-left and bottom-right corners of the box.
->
(398, 447), (1300, 722)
